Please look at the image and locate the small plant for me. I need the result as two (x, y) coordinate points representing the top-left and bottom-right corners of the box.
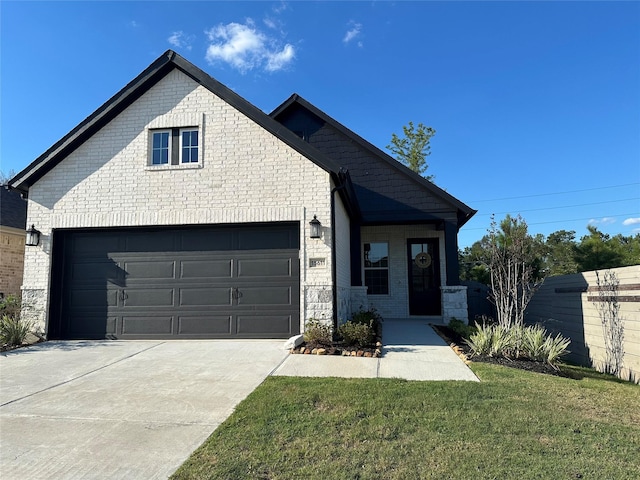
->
(542, 333), (571, 367)
(0, 295), (33, 348)
(522, 324), (548, 361)
(0, 314), (32, 347)
(448, 318), (477, 340)
(338, 320), (375, 348)
(464, 322), (495, 356)
(303, 318), (333, 347)
(350, 307), (382, 332)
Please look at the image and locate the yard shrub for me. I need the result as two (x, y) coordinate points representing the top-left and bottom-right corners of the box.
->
(303, 318), (333, 347)
(338, 320), (375, 348)
(0, 295), (32, 348)
(350, 307), (382, 332)
(448, 318), (476, 340)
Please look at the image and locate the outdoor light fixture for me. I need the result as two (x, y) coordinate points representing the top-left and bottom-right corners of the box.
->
(309, 215), (322, 239)
(25, 224), (41, 247)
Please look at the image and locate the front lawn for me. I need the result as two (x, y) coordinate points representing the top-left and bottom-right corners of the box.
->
(172, 363), (639, 479)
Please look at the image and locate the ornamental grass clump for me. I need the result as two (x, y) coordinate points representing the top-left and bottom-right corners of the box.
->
(0, 295), (33, 348)
(465, 321), (570, 368)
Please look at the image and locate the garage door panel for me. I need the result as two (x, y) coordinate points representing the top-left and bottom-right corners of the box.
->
(122, 316), (173, 335)
(71, 261), (123, 283)
(181, 260), (232, 279)
(124, 289), (174, 307)
(125, 232), (175, 252)
(237, 258), (292, 277)
(237, 315), (292, 335)
(66, 316), (117, 338)
(238, 286), (292, 306)
(123, 261), (176, 280)
(180, 230), (234, 251)
(180, 288), (232, 306)
(72, 235), (121, 254)
(178, 316), (233, 335)
(69, 288), (119, 308)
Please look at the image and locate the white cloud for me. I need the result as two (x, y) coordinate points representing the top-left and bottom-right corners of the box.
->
(588, 217), (616, 226)
(205, 21), (295, 73)
(273, 1), (289, 14)
(343, 21), (362, 45)
(623, 217), (640, 226)
(168, 31), (194, 50)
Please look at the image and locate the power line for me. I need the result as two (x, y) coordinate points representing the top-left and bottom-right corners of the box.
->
(464, 213), (640, 231)
(473, 197), (638, 217)
(469, 183), (640, 203)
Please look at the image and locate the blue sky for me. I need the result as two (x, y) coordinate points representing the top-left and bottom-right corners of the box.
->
(1, 1), (639, 249)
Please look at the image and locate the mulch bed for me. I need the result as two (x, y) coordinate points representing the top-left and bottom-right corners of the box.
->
(432, 324), (570, 378)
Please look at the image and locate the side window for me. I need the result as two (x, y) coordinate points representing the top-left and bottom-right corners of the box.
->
(151, 131), (170, 165)
(364, 242), (389, 295)
(180, 129), (199, 163)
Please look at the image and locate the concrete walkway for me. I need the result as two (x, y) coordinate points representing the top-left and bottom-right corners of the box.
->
(272, 320), (479, 382)
(0, 340), (288, 480)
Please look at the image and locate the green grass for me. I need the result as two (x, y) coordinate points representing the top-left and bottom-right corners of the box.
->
(172, 363), (640, 480)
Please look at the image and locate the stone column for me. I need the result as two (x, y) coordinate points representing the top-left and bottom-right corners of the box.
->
(441, 285), (469, 324)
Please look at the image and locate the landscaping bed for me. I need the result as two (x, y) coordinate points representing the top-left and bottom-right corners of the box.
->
(292, 308), (383, 357)
(432, 323), (570, 378)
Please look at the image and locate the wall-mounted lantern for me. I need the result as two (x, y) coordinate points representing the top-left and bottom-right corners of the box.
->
(25, 224), (41, 247)
(309, 215), (322, 239)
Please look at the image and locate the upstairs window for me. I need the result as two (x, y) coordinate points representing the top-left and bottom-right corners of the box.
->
(180, 129), (199, 163)
(364, 242), (389, 295)
(149, 127), (199, 166)
(151, 131), (170, 165)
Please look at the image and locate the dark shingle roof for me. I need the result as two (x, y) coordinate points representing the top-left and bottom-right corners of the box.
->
(0, 187), (27, 229)
(270, 94), (476, 228)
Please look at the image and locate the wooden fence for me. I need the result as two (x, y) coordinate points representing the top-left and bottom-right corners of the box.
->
(525, 265), (639, 383)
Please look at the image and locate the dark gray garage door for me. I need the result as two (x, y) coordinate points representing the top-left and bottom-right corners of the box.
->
(54, 224), (300, 339)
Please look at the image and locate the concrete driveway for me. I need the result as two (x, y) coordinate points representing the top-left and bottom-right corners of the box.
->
(0, 340), (288, 479)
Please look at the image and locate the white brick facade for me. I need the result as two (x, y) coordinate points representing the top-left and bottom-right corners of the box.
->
(360, 224), (468, 323)
(23, 69), (335, 334)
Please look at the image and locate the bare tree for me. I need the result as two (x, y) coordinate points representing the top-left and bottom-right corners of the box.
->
(487, 215), (543, 328)
(594, 270), (625, 377)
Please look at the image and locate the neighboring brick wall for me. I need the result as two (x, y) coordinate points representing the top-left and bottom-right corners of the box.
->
(0, 226), (25, 297)
(361, 225), (446, 320)
(23, 69), (334, 334)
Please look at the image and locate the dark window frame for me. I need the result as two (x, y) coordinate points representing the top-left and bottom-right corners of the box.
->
(364, 242), (389, 295)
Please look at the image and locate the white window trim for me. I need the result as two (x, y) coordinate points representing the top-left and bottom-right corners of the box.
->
(179, 127), (199, 164)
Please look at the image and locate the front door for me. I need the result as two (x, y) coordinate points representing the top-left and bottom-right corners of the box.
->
(407, 239), (441, 315)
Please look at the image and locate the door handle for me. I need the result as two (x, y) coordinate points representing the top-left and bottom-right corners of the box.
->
(120, 290), (128, 302)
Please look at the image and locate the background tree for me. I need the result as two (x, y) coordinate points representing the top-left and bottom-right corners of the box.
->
(0, 169), (16, 185)
(386, 121), (436, 180)
(574, 226), (627, 272)
(545, 230), (578, 275)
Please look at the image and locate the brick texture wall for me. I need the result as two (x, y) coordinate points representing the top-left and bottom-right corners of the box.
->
(0, 227), (25, 297)
(23, 69), (335, 333)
